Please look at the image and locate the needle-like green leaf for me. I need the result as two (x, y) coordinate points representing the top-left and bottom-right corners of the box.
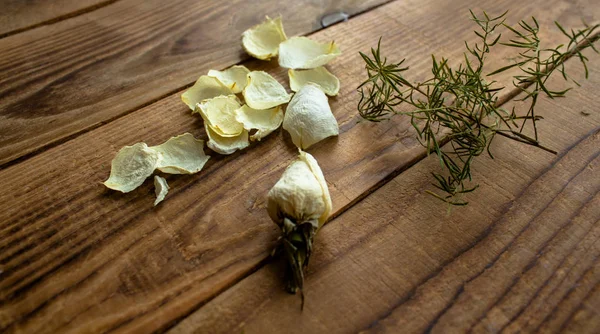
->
(357, 10), (599, 205)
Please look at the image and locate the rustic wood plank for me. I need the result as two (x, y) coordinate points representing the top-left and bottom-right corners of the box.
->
(0, 0), (111, 38)
(560, 283), (600, 334)
(0, 0), (596, 332)
(168, 53), (600, 333)
(0, 0), (389, 167)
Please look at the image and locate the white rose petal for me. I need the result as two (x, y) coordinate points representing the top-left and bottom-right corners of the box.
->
(234, 104), (283, 141)
(181, 76), (233, 111)
(242, 16), (287, 60)
(288, 67), (340, 96)
(243, 71), (292, 110)
(103, 143), (161, 193)
(278, 37), (341, 69)
(151, 133), (210, 174)
(283, 84), (339, 149)
(204, 123), (250, 155)
(208, 65), (251, 93)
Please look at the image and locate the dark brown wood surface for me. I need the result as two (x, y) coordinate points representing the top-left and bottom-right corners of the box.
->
(0, 0), (598, 332)
(0, 0), (388, 167)
(0, 0), (110, 37)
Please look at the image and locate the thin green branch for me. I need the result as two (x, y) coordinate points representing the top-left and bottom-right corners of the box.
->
(357, 10), (599, 205)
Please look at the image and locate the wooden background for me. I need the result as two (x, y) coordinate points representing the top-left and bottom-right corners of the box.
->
(0, 0), (598, 333)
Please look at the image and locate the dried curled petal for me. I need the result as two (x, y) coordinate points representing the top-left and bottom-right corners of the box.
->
(208, 65), (251, 93)
(234, 104), (283, 141)
(283, 84), (339, 149)
(299, 151), (332, 227)
(197, 95), (244, 137)
(278, 37), (341, 69)
(153, 175), (169, 206)
(288, 67), (340, 96)
(242, 16), (287, 60)
(151, 133), (210, 174)
(181, 76), (233, 111)
(204, 123), (250, 155)
(103, 143), (160, 193)
(243, 71), (292, 110)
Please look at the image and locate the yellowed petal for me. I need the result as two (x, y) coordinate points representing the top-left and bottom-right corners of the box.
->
(298, 151), (332, 227)
(208, 65), (251, 93)
(289, 67), (340, 96)
(278, 37), (341, 69)
(283, 84), (339, 149)
(181, 76), (233, 111)
(103, 143), (160, 193)
(267, 150), (330, 227)
(151, 133), (210, 174)
(243, 71), (292, 110)
(205, 123), (250, 155)
(234, 104), (283, 141)
(242, 16), (287, 60)
(153, 175), (169, 206)
(197, 95), (244, 137)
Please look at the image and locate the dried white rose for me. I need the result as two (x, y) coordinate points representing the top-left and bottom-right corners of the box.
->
(267, 150), (332, 228)
(267, 150), (332, 302)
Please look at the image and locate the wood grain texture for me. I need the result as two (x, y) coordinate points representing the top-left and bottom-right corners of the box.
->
(0, 0), (597, 332)
(169, 53), (600, 334)
(0, 0), (389, 167)
(0, 0), (111, 38)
